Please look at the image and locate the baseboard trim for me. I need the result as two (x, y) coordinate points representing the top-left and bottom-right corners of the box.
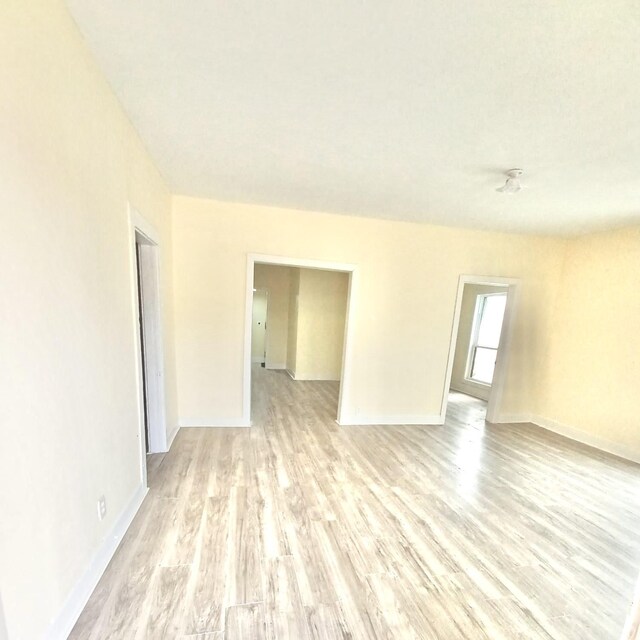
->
(286, 369), (296, 380)
(338, 414), (444, 427)
(166, 425), (180, 450)
(450, 383), (490, 402)
(265, 362), (286, 370)
(489, 413), (533, 424)
(178, 418), (251, 428)
(45, 483), (148, 640)
(528, 415), (640, 465)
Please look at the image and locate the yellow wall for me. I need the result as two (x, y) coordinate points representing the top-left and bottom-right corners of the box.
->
(450, 284), (508, 400)
(172, 195), (566, 425)
(0, 1), (176, 637)
(293, 269), (349, 381)
(4, 3), (638, 636)
(535, 226), (640, 459)
(254, 264), (292, 369)
(254, 265), (348, 379)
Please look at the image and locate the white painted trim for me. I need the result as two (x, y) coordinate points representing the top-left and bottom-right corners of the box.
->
(248, 253), (358, 272)
(620, 573), (640, 640)
(528, 415), (640, 465)
(178, 418), (251, 428)
(166, 425), (180, 450)
(338, 414), (443, 426)
(136, 243), (168, 453)
(440, 275), (520, 425)
(127, 207), (149, 489)
(487, 413), (640, 464)
(337, 267), (357, 426)
(486, 281), (520, 424)
(491, 413), (532, 424)
(0, 591), (8, 640)
(243, 253), (357, 426)
(450, 382), (489, 401)
(460, 378), (491, 391)
(128, 204), (170, 496)
(44, 484), (148, 640)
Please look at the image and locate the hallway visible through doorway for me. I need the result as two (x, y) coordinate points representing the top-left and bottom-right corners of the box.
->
(246, 257), (353, 425)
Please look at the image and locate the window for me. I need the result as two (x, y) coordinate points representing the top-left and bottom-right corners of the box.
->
(466, 293), (507, 385)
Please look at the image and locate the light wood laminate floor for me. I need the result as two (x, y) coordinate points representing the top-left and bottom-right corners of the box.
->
(70, 368), (640, 639)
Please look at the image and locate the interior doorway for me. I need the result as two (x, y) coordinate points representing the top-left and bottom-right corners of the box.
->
(134, 240), (151, 452)
(129, 208), (168, 488)
(251, 288), (268, 366)
(243, 254), (357, 426)
(441, 275), (519, 424)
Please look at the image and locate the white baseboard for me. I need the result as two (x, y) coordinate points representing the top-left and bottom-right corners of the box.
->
(450, 382), (490, 402)
(528, 415), (640, 465)
(489, 413), (532, 424)
(178, 418), (251, 428)
(265, 362), (286, 370)
(45, 483), (148, 640)
(338, 414), (443, 427)
(166, 425), (180, 450)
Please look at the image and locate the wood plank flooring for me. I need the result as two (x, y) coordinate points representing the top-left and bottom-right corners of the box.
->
(70, 369), (640, 639)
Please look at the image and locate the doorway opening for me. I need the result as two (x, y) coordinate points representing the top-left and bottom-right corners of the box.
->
(130, 208), (168, 486)
(243, 255), (356, 426)
(441, 276), (519, 424)
(251, 288), (269, 367)
(134, 239), (151, 453)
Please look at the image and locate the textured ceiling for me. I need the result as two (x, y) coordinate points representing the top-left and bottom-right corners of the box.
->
(65, 0), (640, 235)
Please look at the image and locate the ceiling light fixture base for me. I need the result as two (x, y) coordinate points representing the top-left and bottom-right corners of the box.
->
(497, 168), (524, 193)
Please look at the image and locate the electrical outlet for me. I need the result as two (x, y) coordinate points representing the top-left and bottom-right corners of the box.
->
(97, 495), (107, 521)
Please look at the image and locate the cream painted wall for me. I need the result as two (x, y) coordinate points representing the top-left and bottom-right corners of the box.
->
(450, 284), (508, 401)
(535, 226), (640, 459)
(3, 3), (639, 638)
(172, 196), (566, 425)
(293, 269), (349, 381)
(255, 265), (347, 379)
(254, 264), (291, 369)
(0, 1), (176, 638)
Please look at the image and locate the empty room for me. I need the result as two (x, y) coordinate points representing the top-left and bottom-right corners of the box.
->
(1, 1), (639, 639)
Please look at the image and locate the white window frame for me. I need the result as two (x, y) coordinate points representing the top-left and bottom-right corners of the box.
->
(465, 292), (507, 386)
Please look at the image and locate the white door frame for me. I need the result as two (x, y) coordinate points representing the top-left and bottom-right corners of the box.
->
(243, 253), (357, 426)
(621, 573), (640, 639)
(440, 274), (520, 423)
(128, 206), (168, 487)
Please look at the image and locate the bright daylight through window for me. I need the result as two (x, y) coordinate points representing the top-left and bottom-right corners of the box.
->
(467, 293), (507, 385)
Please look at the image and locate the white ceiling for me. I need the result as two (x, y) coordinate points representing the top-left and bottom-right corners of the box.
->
(65, 0), (640, 235)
